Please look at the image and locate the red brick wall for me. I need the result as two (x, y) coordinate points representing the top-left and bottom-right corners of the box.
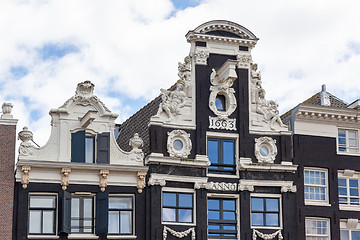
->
(0, 124), (16, 240)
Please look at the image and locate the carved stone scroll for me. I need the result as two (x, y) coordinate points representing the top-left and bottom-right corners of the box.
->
(148, 176), (166, 187)
(99, 169), (109, 192)
(21, 166), (31, 189)
(253, 229), (283, 240)
(137, 171), (147, 193)
(61, 168), (71, 190)
(193, 50), (209, 65)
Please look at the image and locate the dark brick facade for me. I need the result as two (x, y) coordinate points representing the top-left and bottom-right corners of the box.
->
(0, 123), (17, 240)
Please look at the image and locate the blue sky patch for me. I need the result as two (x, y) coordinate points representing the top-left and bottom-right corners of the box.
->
(348, 41), (360, 55)
(38, 43), (79, 60)
(30, 109), (42, 122)
(10, 66), (28, 79)
(171, 0), (201, 10)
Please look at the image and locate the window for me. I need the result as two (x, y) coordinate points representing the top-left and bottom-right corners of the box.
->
(162, 192), (194, 223)
(338, 171), (360, 210)
(305, 218), (330, 240)
(208, 198), (237, 238)
(207, 138), (236, 175)
(71, 196), (94, 234)
(338, 130), (358, 153)
(71, 130), (110, 164)
(304, 168), (328, 205)
(108, 196), (134, 235)
(340, 219), (360, 240)
(251, 196), (280, 228)
(29, 195), (57, 235)
(215, 95), (226, 111)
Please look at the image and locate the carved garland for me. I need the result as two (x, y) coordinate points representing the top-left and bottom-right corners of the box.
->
(253, 229), (283, 240)
(99, 169), (109, 192)
(21, 166), (31, 189)
(61, 168), (71, 190)
(137, 171), (147, 193)
(163, 226), (195, 240)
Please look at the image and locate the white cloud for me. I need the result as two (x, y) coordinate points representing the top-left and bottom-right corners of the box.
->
(0, 0), (360, 148)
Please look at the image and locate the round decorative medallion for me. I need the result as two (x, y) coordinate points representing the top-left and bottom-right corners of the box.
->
(167, 130), (192, 158)
(254, 137), (277, 164)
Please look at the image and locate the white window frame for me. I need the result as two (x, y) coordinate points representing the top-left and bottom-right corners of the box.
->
(305, 217), (330, 240)
(108, 194), (136, 238)
(207, 193), (240, 240)
(27, 193), (58, 239)
(206, 131), (239, 178)
(340, 219), (360, 240)
(338, 170), (360, 211)
(337, 129), (359, 155)
(161, 187), (196, 226)
(250, 193), (282, 230)
(304, 167), (330, 206)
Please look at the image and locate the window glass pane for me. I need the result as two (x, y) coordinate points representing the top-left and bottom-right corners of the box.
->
(251, 213), (264, 226)
(83, 198), (93, 218)
(30, 196), (55, 208)
(85, 136), (94, 163)
(208, 210), (220, 220)
(223, 211), (235, 220)
(338, 178), (347, 187)
(215, 95), (225, 111)
(178, 209), (192, 223)
(340, 230), (349, 240)
(350, 188), (359, 197)
(265, 198), (279, 211)
(339, 130), (346, 137)
(352, 231), (360, 240)
(349, 139), (357, 147)
(71, 198), (79, 217)
(163, 208), (176, 222)
(348, 131), (357, 139)
(223, 200), (235, 211)
(120, 211), (132, 234)
(29, 210), (41, 233)
(223, 141), (234, 165)
(163, 193), (176, 207)
(208, 140), (219, 164)
(338, 138), (346, 145)
(108, 211), (119, 234)
(265, 213), (279, 226)
(208, 199), (219, 210)
(339, 187), (348, 196)
(109, 197), (132, 209)
(251, 198), (264, 211)
(42, 211), (54, 234)
(178, 194), (192, 208)
(350, 179), (359, 188)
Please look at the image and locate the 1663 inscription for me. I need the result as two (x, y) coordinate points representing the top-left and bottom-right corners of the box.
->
(209, 116), (236, 131)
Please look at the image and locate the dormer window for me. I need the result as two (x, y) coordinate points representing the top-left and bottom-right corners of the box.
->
(71, 130), (110, 164)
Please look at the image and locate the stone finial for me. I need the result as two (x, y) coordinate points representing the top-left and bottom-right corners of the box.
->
(1, 103), (13, 119)
(18, 126), (33, 143)
(129, 133), (143, 149)
(61, 168), (71, 190)
(99, 169), (109, 192)
(21, 166), (31, 189)
(320, 84), (331, 106)
(75, 80), (94, 98)
(137, 171), (147, 193)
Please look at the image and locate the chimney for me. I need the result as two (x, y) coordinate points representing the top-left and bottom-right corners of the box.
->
(320, 84), (331, 106)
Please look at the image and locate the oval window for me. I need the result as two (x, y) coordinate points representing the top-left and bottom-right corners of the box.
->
(173, 139), (184, 151)
(215, 95), (226, 111)
(260, 145), (269, 157)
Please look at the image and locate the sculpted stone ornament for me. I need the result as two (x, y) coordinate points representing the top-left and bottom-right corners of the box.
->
(250, 63), (262, 104)
(137, 171), (147, 193)
(254, 137), (277, 164)
(192, 50), (209, 65)
(1, 102), (13, 119)
(237, 53), (252, 68)
(178, 56), (191, 82)
(21, 166), (31, 189)
(163, 226), (195, 240)
(61, 168), (71, 190)
(155, 80), (187, 120)
(18, 127), (34, 156)
(209, 60), (238, 122)
(99, 169), (109, 192)
(167, 129), (192, 158)
(253, 229), (283, 240)
(128, 133), (144, 162)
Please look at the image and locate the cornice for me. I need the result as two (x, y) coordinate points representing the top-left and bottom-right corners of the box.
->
(186, 33), (257, 47)
(0, 118), (18, 126)
(16, 160), (148, 172)
(145, 153), (210, 168)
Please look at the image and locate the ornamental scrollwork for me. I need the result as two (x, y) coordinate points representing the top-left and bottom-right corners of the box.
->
(99, 169), (109, 192)
(254, 137), (277, 164)
(253, 229), (283, 240)
(167, 129), (192, 158)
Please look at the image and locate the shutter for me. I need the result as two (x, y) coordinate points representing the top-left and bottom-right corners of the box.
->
(71, 130), (85, 163)
(60, 191), (71, 234)
(95, 191), (109, 235)
(97, 132), (110, 164)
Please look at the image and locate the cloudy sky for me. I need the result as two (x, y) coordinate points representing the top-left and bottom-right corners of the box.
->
(1, 0), (360, 146)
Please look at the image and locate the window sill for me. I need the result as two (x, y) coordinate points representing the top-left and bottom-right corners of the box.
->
(339, 205), (360, 211)
(337, 151), (360, 156)
(251, 226), (282, 230)
(305, 201), (331, 207)
(27, 235), (59, 239)
(68, 234), (99, 239)
(107, 235), (137, 239)
(207, 173), (239, 179)
(162, 222), (196, 226)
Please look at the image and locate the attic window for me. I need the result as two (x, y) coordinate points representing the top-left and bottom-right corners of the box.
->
(215, 95), (226, 111)
(239, 46), (248, 51)
(196, 41), (207, 47)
